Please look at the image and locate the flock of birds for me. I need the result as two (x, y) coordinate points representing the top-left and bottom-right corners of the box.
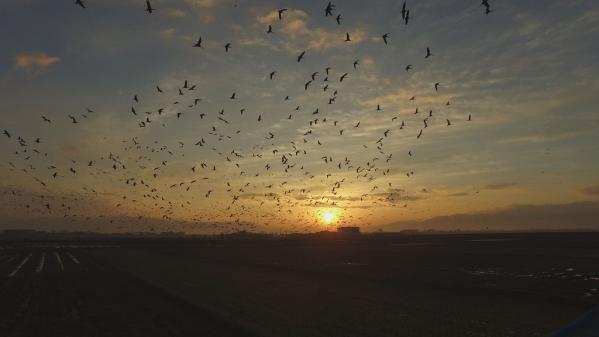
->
(2, 1), (492, 234)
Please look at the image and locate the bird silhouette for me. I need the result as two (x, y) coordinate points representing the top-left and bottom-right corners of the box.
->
(75, 0), (85, 9)
(382, 33), (390, 45)
(145, 0), (154, 13)
(325, 2), (336, 16)
(278, 8), (288, 20)
(193, 37), (203, 48)
(425, 47), (432, 58)
(482, 0), (492, 15)
(297, 51), (306, 62)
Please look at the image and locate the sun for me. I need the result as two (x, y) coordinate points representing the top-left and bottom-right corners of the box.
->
(322, 211), (336, 224)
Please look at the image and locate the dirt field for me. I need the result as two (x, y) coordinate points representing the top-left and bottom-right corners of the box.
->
(1, 232), (598, 337)
(0, 245), (254, 337)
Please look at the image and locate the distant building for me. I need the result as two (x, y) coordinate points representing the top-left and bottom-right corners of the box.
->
(337, 226), (361, 234)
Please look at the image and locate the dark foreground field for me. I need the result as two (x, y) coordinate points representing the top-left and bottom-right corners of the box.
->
(1, 232), (599, 337)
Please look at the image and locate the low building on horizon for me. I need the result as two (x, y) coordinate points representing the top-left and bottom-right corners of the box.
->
(337, 226), (361, 234)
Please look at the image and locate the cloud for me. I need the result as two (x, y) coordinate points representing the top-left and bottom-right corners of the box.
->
(13, 52), (61, 74)
(183, 0), (221, 8)
(495, 131), (582, 145)
(179, 0), (219, 23)
(581, 183), (599, 197)
(256, 9), (368, 51)
(481, 183), (517, 190)
(381, 202), (599, 231)
(159, 28), (178, 39)
(162, 8), (187, 18)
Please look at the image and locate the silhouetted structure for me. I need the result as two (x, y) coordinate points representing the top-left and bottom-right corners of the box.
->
(337, 226), (361, 234)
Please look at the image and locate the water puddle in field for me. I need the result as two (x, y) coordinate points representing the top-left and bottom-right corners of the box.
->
(463, 267), (599, 298)
(8, 253), (32, 277)
(55, 252), (64, 271)
(464, 267), (599, 280)
(67, 252), (81, 264)
(36, 252), (46, 273)
(390, 242), (434, 246)
(342, 262), (369, 266)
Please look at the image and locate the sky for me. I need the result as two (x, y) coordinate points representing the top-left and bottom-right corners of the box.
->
(0, 0), (598, 234)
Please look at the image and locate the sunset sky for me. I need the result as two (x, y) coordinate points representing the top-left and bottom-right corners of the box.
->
(1, 0), (598, 233)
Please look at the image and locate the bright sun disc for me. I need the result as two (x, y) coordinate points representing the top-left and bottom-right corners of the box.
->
(322, 212), (335, 224)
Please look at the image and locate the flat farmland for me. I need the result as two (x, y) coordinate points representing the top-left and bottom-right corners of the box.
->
(0, 244), (254, 337)
(85, 232), (599, 337)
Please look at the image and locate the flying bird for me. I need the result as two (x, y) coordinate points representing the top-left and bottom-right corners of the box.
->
(425, 47), (432, 58)
(297, 51), (306, 62)
(325, 2), (335, 17)
(482, 0), (492, 15)
(145, 0), (154, 13)
(75, 0), (85, 9)
(225, 43), (232, 52)
(382, 33), (390, 45)
(278, 8), (288, 20)
(193, 37), (203, 48)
